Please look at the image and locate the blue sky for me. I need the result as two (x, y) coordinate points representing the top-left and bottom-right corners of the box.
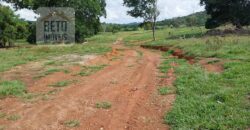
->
(0, 0), (204, 24)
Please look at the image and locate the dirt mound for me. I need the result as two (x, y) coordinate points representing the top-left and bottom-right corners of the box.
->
(141, 45), (195, 64)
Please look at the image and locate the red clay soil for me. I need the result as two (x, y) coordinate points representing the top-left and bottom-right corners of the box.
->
(0, 43), (175, 130)
(141, 45), (225, 73)
(141, 45), (195, 64)
(199, 58), (224, 73)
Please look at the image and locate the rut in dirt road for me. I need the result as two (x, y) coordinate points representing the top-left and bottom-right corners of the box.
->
(0, 44), (175, 130)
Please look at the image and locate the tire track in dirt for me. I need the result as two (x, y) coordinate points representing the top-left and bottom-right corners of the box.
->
(1, 43), (175, 130)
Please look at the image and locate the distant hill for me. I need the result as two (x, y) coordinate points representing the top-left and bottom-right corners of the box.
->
(101, 11), (208, 32)
(157, 11), (208, 27)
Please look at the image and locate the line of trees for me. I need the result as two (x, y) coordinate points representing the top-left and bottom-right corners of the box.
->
(101, 23), (139, 33)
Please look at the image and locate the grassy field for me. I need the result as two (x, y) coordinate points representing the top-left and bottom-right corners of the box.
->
(0, 32), (120, 73)
(123, 27), (206, 44)
(135, 27), (250, 129)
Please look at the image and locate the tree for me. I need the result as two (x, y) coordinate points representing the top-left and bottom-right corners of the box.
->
(3, 0), (106, 43)
(201, 0), (250, 29)
(124, 0), (160, 41)
(27, 22), (36, 44)
(15, 18), (29, 39)
(0, 5), (17, 47)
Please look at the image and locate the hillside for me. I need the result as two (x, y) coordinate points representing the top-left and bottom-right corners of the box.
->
(157, 11), (208, 27)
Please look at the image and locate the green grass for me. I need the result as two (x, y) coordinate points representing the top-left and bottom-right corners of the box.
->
(158, 87), (170, 95)
(76, 65), (107, 76)
(96, 101), (112, 109)
(146, 35), (250, 61)
(64, 120), (80, 128)
(0, 81), (26, 98)
(0, 112), (6, 118)
(44, 61), (56, 66)
(20, 89), (62, 102)
(44, 68), (61, 75)
(160, 54), (250, 129)
(49, 80), (76, 88)
(123, 27), (205, 44)
(34, 68), (70, 79)
(6, 114), (21, 121)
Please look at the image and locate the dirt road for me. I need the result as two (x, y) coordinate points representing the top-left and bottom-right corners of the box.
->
(0, 43), (175, 130)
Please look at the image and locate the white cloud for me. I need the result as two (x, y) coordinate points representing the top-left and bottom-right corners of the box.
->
(100, 0), (143, 24)
(1, 0), (204, 23)
(15, 9), (37, 21)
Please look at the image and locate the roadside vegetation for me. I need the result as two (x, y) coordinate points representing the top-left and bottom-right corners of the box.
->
(136, 26), (250, 129)
(160, 53), (250, 129)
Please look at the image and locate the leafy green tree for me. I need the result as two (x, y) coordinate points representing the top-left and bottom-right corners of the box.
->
(0, 5), (17, 47)
(201, 0), (250, 29)
(15, 18), (29, 39)
(124, 0), (160, 41)
(3, 0), (106, 43)
(27, 22), (36, 44)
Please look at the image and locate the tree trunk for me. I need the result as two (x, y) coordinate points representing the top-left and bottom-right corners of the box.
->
(152, 17), (156, 41)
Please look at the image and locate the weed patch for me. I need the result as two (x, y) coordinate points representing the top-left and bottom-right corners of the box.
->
(96, 101), (112, 109)
(49, 80), (77, 88)
(64, 120), (80, 128)
(21, 89), (62, 102)
(76, 65), (107, 77)
(0, 112), (6, 118)
(7, 114), (21, 121)
(44, 61), (56, 66)
(0, 81), (26, 98)
(34, 68), (70, 79)
(158, 87), (170, 95)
